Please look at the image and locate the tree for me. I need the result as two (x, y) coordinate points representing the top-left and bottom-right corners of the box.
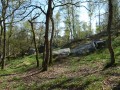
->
(61, 0), (80, 40)
(42, 0), (53, 71)
(54, 11), (60, 38)
(0, 17), (3, 63)
(1, 0), (9, 69)
(28, 20), (39, 67)
(106, 0), (115, 67)
(49, 7), (55, 65)
(53, 11), (61, 47)
(88, 0), (94, 34)
(0, 0), (32, 69)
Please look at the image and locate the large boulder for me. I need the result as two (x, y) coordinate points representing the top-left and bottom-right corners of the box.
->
(27, 48), (35, 55)
(53, 48), (70, 56)
(95, 40), (106, 49)
(71, 40), (106, 55)
(71, 43), (95, 55)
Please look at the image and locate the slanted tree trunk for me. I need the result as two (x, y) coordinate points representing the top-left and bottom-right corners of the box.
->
(106, 0), (115, 67)
(42, 0), (53, 71)
(28, 20), (39, 67)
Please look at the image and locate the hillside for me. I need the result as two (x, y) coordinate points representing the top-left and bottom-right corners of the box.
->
(0, 37), (120, 90)
(0, 0), (120, 90)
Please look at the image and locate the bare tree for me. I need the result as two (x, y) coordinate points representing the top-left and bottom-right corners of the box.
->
(28, 19), (40, 67)
(42, 0), (53, 71)
(106, 0), (115, 68)
(0, 0), (32, 69)
(1, 0), (9, 69)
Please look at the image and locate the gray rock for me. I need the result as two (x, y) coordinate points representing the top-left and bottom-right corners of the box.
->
(27, 48), (35, 55)
(53, 48), (70, 56)
(71, 40), (106, 55)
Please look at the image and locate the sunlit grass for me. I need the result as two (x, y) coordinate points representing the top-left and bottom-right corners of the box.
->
(0, 55), (42, 74)
(0, 36), (120, 90)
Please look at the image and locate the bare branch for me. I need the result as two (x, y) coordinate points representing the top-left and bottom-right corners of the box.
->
(52, 1), (80, 10)
(6, 7), (37, 24)
(30, 5), (46, 15)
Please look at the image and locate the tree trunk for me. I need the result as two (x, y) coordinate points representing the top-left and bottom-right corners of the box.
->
(98, 1), (101, 33)
(1, 14), (6, 69)
(7, 39), (10, 60)
(0, 18), (3, 62)
(7, 14), (14, 60)
(49, 11), (54, 65)
(42, 0), (52, 71)
(1, 0), (9, 69)
(29, 20), (39, 67)
(42, 42), (45, 68)
(68, 6), (72, 40)
(71, 0), (76, 39)
(107, 0), (115, 67)
(0, 18), (3, 46)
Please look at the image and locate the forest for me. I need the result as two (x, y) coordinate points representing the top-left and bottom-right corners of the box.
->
(0, 0), (120, 90)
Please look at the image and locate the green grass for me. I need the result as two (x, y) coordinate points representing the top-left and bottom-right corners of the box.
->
(31, 74), (105, 90)
(0, 36), (120, 90)
(0, 55), (43, 90)
(0, 55), (42, 74)
(30, 45), (119, 90)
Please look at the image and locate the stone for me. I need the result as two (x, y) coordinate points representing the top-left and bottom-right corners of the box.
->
(71, 40), (106, 55)
(53, 48), (70, 56)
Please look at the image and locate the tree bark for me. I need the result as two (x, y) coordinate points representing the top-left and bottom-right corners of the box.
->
(0, 18), (3, 62)
(49, 10), (54, 65)
(42, 0), (53, 71)
(107, 0), (115, 67)
(1, 12), (6, 69)
(1, 0), (9, 69)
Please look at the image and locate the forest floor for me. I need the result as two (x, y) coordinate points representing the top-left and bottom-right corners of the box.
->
(0, 38), (120, 90)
